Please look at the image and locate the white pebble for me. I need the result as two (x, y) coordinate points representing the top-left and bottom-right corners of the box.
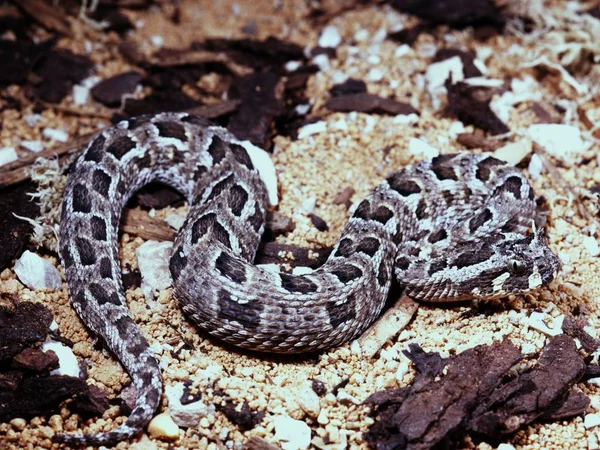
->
(583, 236), (600, 257)
(588, 377), (600, 387)
(394, 44), (411, 58)
(72, 85), (90, 106)
(366, 67), (384, 82)
(497, 444), (517, 450)
(0, 147), (17, 166)
(493, 139), (532, 166)
(393, 113), (418, 125)
(285, 60), (301, 72)
(426, 56), (464, 94)
(42, 128), (69, 142)
(527, 124), (586, 158)
(14, 250), (62, 290)
(42, 341), (80, 377)
(20, 140), (44, 153)
(372, 28), (387, 43)
(301, 196), (316, 213)
(297, 121), (327, 139)
(274, 416), (311, 450)
(147, 413), (179, 440)
(331, 119), (348, 131)
(408, 138), (439, 159)
(164, 213), (185, 231)
(296, 383), (321, 418)
(354, 29), (369, 42)
(24, 114), (43, 127)
(318, 25), (342, 48)
(136, 240), (174, 299)
(448, 121), (465, 138)
(312, 53), (330, 71)
(292, 266), (314, 276)
(528, 153), (544, 181)
(585, 413), (600, 429)
(166, 383), (215, 427)
(238, 140), (278, 206)
(295, 104), (311, 116)
(150, 35), (164, 47)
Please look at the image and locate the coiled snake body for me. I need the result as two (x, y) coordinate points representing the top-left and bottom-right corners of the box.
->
(57, 112), (559, 445)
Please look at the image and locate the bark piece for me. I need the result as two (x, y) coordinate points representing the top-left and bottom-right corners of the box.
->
(445, 80), (509, 135)
(326, 93), (419, 116)
(91, 71), (143, 107)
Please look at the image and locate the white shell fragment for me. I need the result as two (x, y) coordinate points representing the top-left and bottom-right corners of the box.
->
(585, 413), (600, 429)
(42, 128), (69, 142)
(493, 139), (532, 166)
(273, 415), (311, 450)
(0, 147), (18, 166)
(136, 240), (174, 299)
(14, 250), (62, 290)
(41, 341), (80, 377)
(408, 138), (439, 159)
(295, 382), (321, 418)
(527, 124), (586, 158)
(527, 311), (564, 337)
(166, 383), (215, 427)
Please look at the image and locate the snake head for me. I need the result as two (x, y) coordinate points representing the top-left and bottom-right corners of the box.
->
(396, 228), (560, 302)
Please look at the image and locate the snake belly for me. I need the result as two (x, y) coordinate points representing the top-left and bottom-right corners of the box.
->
(56, 112), (559, 446)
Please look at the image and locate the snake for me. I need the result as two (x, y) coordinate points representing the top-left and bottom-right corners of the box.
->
(55, 112), (560, 446)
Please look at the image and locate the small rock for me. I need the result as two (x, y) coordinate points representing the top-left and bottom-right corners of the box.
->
(24, 114), (42, 127)
(273, 415), (311, 450)
(318, 26), (342, 48)
(136, 241), (174, 299)
(527, 124), (586, 158)
(497, 444), (516, 450)
(166, 383), (214, 428)
(164, 213), (185, 231)
(297, 121), (327, 139)
(42, 128), (69, 143)
(585, 413), (600, 429)
(20, 140), (44, 153)
(13, 347), (59, 372)
(583, 236), (600, 257)
(493, 139), (532, 166)
(0, 147), (18, 166)
(408, 138), (439, 158)
(528, 153), (544, 181)
(150, 35), (164, 47)
(14, 250), (62, 290)
(147, 413), (179, 441)
(296, 383), (321, 418)
(41, 341), (79, 377)
(366, 68), (384, 82)
(72, 85), (90, 105)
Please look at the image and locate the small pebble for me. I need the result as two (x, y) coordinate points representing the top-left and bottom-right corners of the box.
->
(136, 240), (174, 299)
(24, 114), (43, 127)
(274, 416), (311, 450)
(0, 147), (18, 166)
(527, 124), (585, 158)
(20, 140), (44, 153)
(14, 250), (62, 290)
(42, 128), (69, 142)
(147, 413), (179, 441)
(583, 236), (600, 257)
(41, 341), (79, 377)
(408, 138), (439, 159)
(318, 25), (342, 48)
(585, 413), (600, 429)
(72, 85), (90, 105)
(150, 35), (164, 47)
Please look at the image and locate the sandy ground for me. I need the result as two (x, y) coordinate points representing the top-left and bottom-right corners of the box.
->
(1, 0), (600, 449)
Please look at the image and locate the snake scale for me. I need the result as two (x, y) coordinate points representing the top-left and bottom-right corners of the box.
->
(56, 112), (560, 446)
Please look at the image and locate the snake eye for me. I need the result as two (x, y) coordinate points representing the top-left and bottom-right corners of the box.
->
(508, 259), (525, 274)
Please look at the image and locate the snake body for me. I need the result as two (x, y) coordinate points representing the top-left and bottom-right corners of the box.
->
(56, 112), (559, 445)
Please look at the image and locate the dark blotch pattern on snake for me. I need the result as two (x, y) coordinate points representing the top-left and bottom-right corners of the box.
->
(56, 112), (560, 446)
